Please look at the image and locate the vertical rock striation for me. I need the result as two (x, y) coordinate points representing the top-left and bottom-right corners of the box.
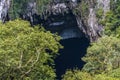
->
(88, 8), (99, 41)
(0, 0), (111, 41)
(75, 0), (110, 42)
(0, 0), (11, 22)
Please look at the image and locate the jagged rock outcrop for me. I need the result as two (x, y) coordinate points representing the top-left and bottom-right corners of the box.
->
(0, 0), (111, 41)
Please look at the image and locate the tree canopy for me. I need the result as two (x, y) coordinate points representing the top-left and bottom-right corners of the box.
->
(1, 0), (120, 79)
(0, 19), (62, 80)
(62, 69), (120, 80)
(82, 36), (120, 73)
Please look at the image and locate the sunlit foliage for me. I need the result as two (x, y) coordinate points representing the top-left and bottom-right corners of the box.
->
(62, 69), (120, 80)
(82, 36), (120, 73)
(0, 19), (62, 80)
(62, 69), (93, 80)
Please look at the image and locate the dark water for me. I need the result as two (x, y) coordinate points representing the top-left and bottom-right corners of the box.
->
(55, 37), (90, 80)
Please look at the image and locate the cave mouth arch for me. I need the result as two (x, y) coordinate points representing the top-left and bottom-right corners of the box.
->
(40, 11), (90, 79)
(55, 37), (90, 79)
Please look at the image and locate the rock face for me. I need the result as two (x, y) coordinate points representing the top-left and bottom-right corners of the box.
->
(87, 8), (99, 41)
(97, 0), (110, 15)
(74, 0), (110, 41)
(0, 0), (11, 22)
(88, 0), (110, 41)
(0, 0), (111, 41)
(89, 0), (109, 41)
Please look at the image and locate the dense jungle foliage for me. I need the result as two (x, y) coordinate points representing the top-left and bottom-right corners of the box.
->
(0, 0), (120, 80)
(0, 19), (62, 80)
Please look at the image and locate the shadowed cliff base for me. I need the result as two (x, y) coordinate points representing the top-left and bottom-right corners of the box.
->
(55, 37), (90, 80)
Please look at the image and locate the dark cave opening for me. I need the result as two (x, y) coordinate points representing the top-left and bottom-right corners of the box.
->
(55, 37), (90, 79)
(36, 10), (91, 79)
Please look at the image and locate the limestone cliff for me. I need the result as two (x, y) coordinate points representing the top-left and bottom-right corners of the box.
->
(0, 0), (111, 41)
(0, 0), (11, 22)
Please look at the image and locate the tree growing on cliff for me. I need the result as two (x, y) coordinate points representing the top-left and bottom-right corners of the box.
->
(0, 19), (62, 80)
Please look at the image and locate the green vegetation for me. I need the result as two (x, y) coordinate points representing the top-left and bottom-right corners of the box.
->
(108, 68), (120, 78)
(96, 8), (104, 19)
(74, 1), (89, 16)
(62, 1), (120, 77)
(9, 0), (51, 19)
(73, 0), (89, 20)
(62, 36), (120, 80)
(1, 0), (120, 80)
(102, 0), (120, 37)
(82, 36), (120, 73)
(94, 74), (119, 80)
(62, 69), (120, 80)
(62, 69), (93, 80)
(0, 19), (62, 80)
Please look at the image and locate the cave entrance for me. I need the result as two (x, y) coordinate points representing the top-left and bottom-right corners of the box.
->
(41, 11), (90, 79)
(55, 37), (90, 79)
